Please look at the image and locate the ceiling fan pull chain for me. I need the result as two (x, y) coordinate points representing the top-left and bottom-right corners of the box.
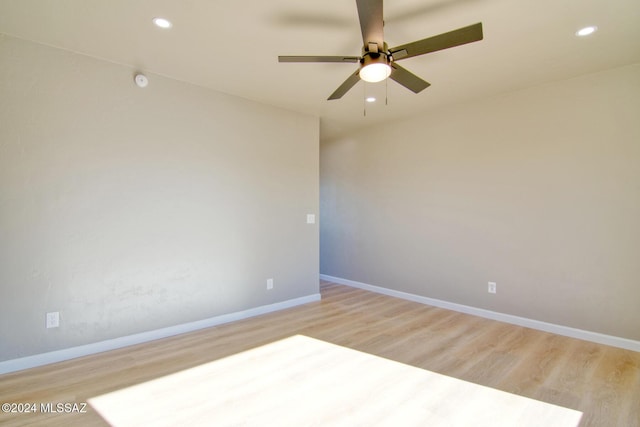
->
(385, 76), (388, 106)
(363, 82), (367, 117)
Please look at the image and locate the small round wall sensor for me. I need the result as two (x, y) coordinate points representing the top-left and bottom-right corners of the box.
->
(134, 74), (149, 88)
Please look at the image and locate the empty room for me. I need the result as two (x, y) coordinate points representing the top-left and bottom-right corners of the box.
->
(0, 0), (638, 426)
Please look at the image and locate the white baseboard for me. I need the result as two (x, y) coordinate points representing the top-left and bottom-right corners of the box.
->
(0, 293), (321, 375)
(320, 274), (640, 353)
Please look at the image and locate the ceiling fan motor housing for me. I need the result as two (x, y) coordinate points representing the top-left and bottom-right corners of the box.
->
(361, 51), (389, 66)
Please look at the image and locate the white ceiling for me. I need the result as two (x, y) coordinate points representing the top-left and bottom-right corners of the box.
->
(1, 0), (639, 139)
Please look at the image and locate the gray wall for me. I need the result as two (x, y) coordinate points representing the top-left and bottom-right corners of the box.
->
(320, 63), (640, 341)
(0, 35), (319, 362)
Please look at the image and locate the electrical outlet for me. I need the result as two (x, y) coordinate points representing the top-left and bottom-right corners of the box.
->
(267, 278), (274, 290)
(306, 214), (316, 224)
(46, 312), (60, 328)
(488, 282), (497, 294)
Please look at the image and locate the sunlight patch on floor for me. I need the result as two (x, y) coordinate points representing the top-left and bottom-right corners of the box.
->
(89, 335), (582, 426)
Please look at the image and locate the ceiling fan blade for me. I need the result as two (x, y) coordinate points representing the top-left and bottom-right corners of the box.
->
(390, 63), (431, 94)
(356, 0), (384, 48)
(328, 69), (361, 100)
(278, 55), (360, 63)
(389, 22), (483, 61)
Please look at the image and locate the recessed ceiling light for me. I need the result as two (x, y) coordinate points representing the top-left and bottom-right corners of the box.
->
(153, 17), (172, 29)
(576, 26), (597, 37)
(366, 97), (376, 103)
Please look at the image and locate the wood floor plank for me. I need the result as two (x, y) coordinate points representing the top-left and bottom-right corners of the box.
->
(1, 282), (638, 426)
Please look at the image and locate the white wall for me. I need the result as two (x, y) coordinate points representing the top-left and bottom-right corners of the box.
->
(0, 34), (319, 362)
(320, 63), (640, 341)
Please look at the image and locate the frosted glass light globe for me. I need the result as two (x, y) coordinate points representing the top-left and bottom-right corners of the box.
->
(360, 63), (391, 83)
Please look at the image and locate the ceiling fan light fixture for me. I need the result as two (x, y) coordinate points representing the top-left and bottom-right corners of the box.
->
(360, 63), (391, 82)
(359, 53), (392, 83)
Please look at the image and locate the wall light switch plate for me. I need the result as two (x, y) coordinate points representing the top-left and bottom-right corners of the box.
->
(306, 214), (316, 224)
(267, 278), (274, 290)
(488, 282), (497, 294)
(46, 312), (60, 328)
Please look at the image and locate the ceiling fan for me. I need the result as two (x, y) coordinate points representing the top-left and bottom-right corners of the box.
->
(278, 0), (483, 100)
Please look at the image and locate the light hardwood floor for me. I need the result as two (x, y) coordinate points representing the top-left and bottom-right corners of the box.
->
(1, 281), (638, 426)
